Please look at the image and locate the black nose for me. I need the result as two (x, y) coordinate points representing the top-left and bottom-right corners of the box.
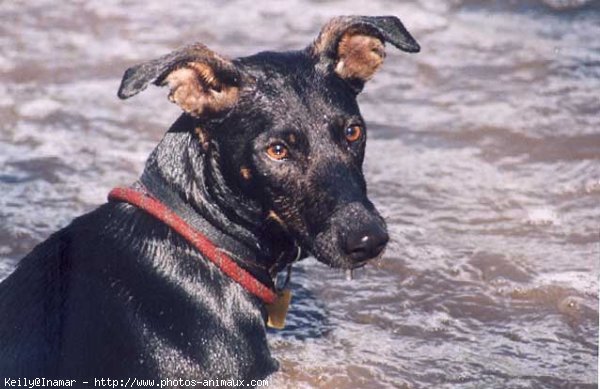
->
(344, 223), (389, 262)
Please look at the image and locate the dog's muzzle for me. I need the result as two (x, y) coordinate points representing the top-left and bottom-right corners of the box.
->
(308, 199), (389, 269)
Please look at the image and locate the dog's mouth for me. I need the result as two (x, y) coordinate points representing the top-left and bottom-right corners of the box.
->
(350, 248), (387, 269)
(307, 239), (387, 271)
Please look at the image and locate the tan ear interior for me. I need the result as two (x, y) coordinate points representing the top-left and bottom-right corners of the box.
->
(335, 33), (386, 82)
(165, 62), (239, 117)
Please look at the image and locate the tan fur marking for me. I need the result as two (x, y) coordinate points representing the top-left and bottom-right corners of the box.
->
(240, 167), (252, 180)
(195, 126), (210, 151)
(335, 34), (385, 81)
(166, 63), (239, 117)
(267, 210), (286, 228)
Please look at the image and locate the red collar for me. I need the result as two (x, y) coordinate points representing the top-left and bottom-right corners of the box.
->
(108, 187), (277, 305)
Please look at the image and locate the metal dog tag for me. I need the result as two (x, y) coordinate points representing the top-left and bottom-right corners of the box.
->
(266, 289), (292, 330)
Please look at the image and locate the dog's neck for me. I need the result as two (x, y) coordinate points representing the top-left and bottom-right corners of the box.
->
(139, 114), (297, 287)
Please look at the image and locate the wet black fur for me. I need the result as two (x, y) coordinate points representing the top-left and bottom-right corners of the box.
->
(0, 16), (419, 384)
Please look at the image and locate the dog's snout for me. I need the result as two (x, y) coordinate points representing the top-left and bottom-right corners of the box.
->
(344, 223), (389, 263)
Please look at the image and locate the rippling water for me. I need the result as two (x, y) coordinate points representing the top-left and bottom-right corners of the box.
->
(1, 1), (598, 388)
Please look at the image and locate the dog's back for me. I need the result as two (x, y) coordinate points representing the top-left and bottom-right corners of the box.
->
(0, 228), (67, 376)
(0, 205), (152, 378)
(0, 203), (277, 380)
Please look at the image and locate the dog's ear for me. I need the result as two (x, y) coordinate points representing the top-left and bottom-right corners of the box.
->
(310, 16), (420, 92)
(117, 43), (241, 117)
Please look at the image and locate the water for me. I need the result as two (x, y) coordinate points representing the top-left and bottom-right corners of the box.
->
(1, 1), (598, 387)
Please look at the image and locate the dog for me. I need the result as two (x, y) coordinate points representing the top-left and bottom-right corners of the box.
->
(0, 15), (419, 384)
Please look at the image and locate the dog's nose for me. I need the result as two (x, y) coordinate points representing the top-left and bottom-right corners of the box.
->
(344, 223), (389, 262)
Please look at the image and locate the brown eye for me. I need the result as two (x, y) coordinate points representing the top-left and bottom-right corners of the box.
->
(266, 143), (289, 160)
(345, 125), (363, 143)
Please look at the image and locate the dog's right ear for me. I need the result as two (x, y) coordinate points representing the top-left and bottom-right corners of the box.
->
(117, 43), (241, 117)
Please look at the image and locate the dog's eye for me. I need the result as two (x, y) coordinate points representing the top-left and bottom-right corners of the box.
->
(266, 143), (289, 160)
(344, 125), (363, 143)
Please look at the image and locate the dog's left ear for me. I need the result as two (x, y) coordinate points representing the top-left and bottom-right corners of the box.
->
(117, 43), (241, 117)
(310, 16), (420, 92)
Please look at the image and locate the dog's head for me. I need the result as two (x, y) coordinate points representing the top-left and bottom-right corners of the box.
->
(118, 16), (419, 270)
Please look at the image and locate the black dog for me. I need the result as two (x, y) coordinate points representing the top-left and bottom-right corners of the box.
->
(0, 15), (419, 384)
